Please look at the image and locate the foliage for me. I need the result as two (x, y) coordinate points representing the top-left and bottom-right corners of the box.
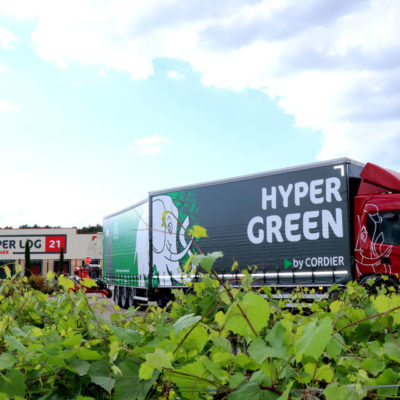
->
(24, 240), (31, 278)
(27, 274), (58, 294)
(1, 260), (400, 399)
(77, 224), (103, 233)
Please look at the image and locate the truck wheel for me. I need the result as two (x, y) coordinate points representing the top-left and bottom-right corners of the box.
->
(128, 288), (136, 308)
(114, 286), (121, 306)
(359, 275), (399, 294)
(157, 290), (171, 308)
(120, 287), (129, 309)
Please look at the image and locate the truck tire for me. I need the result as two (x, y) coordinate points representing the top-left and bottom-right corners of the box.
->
(157, 290), (171, 308)
(359, 275), (399, 294)
(127, 288), (136, 308)
(114, 286), (121, 306)
(120, 287), (129, 309)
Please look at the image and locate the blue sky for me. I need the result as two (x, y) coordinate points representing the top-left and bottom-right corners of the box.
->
(1, 1), (399, 227)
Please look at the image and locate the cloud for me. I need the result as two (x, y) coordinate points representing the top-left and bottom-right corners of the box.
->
(2, 0), (400, 167)
(167, 70), (184, 79)
(0, 26), (17, 49)
(133, 134), (171, 155)
(0, 65), (7, 72)
(0, 100), (20, 112)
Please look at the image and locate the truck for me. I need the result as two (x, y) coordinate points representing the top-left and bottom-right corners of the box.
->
(103, 158), (400, 307)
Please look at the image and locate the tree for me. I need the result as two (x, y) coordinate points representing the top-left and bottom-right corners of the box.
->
(24, 240), (31, 277)
(58, 247), (64, 275)
(78, 224), (103, 233)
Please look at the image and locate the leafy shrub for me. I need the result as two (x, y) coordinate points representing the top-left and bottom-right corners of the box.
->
(27, 274), (57, 294)
(1, 256), (400, 399)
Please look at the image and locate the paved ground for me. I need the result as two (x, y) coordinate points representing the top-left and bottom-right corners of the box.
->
(86, 293), (147, 320)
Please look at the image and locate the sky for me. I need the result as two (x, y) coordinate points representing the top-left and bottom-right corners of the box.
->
(1, 0), (400, 228)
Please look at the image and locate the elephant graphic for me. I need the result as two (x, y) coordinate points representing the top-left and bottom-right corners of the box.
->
(151, 195), (193, 285)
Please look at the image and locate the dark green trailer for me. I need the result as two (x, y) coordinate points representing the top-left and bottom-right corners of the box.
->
(104, 158), (363, 307)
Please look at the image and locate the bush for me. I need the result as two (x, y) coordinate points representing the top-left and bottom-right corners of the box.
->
(27, 274), (57, 294)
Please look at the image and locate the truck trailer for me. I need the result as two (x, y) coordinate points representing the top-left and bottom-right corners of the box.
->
(103, 158), (400, 307)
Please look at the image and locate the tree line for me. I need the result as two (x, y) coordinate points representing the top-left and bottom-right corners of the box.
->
(0, 224), (103, 233)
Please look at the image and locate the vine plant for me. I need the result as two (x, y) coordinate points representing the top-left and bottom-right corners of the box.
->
(0, 232), (400, 399)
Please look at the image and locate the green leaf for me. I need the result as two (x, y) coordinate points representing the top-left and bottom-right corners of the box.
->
(4, 335), (26, 353)
(361, 358), (385, 377)
(189, 225), (208, 238)
(316, 364), (334, 382)
(324, 383), (349, 400)
(139, 362), (154, 380)
(228, 373), (247, 389)
(115, 360), (158, 400)
(326, 334), (344, 359)
(62, 334), (82, 347)
(228, 382), (262, 400)
(77, 348), (103, 361)
(383, 341), (400, 362)
(294, 317), (333, 362)
(330, 300), (343, 313)
(277, 381), (294, 400)
(0, 369), (26, 398)
(81, 278), (98, 288)
(202, 358), (229, 382)
(265, 322), (287, 358)
(0, 353), (16, 369)
(15, 264), (22, 275)
(2, 266), (11, 279)
(371, 368), (399, 396)
(145, 348), (172, 370)
(225, 292), (270, 339)
(69, 358), (91, 376)
(248, 337), (269, 364)
(58, 275), (75, 290)
(107, 325), (142, 345)
(180, 325), (209, 353)
(174, 313), (202, 336)
(88, 359), (115, 393)
(191, 252), (223, 273)
(46, 270), (55, 282)
(169, 361), (209, 399)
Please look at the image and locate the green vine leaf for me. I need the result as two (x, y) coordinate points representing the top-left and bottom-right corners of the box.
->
(88, 359), (115, 393)
(191, 251), (223, 273)
(224, 292), (270, 339)
(174, 313), (202, 336)
(294, 317), (333, 362)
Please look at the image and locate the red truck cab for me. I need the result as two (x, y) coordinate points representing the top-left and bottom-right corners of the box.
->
(354, 163), (400, 284)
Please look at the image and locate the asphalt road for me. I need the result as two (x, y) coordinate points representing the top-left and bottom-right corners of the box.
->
(87, 293), (147, 320)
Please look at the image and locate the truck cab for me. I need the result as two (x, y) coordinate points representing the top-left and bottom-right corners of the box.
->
(354, 162), (400, 285)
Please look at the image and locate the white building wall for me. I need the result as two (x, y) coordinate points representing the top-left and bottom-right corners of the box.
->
(0, 228), (103, 275)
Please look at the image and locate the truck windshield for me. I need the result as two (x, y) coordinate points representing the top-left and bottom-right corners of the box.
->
(367, 212), (400, 246)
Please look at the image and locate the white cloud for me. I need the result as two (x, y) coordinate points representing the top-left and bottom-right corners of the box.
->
(2, 0), (400, 167)
(0, 26), (17, 49)
(167, 70), (184, 79)
(0, 65), (7, 72)
(98, 68), (107, 77)
(0, 100), (20, 112)
(133, 134), (171, 156)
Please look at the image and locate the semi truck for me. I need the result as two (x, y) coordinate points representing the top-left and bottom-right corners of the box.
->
(103, 158), (400, 307)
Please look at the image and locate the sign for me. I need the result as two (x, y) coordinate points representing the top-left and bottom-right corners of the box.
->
(85, 257), (91, 264)
(0, 235), (67, 256)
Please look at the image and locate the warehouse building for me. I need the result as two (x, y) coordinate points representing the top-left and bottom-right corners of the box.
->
(0, 228), (103, 277)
